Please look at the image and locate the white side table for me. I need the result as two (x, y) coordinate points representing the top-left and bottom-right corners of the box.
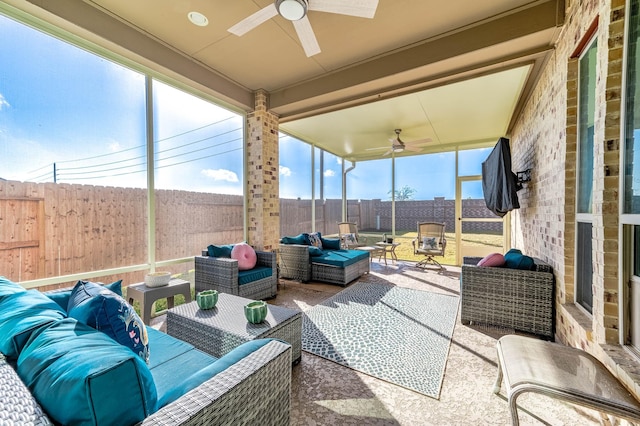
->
(127, 278), (191, 324)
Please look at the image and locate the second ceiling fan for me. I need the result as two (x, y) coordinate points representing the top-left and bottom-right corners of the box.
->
(379, 129), (432, 156)
(228, 0), (379, 57)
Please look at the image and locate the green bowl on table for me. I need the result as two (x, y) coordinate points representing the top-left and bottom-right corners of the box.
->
(244, 300), (268, 324)
(196, 290), (218, 310)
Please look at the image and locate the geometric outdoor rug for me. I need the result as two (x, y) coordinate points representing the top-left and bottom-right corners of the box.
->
(302, 280), (459, 399)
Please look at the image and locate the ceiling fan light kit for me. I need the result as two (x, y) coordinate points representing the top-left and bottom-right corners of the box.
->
(276, 0), (308, 21)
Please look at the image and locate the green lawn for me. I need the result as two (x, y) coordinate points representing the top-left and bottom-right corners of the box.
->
(358, 231), (502, 266)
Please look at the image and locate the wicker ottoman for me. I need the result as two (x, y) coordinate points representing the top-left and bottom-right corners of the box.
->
(167, 294), (302, 364)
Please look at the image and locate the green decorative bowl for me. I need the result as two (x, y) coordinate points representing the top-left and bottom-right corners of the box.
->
(196, 290), (218, 310)
(244, 300), (267, 324)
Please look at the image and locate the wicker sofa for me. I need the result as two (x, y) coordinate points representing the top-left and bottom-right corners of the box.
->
(195, 248), (277, 300)
(0, 278), (292, 425)
(279, 242), (370, 286)
(460, 256), (555, 340)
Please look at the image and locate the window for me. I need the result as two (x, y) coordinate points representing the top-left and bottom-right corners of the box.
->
(0, 12), (245, 285)
(623, 0), (640, 350)
(575, 37), (597, 314)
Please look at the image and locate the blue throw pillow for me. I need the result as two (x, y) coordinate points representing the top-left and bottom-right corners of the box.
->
(46, 279), (122, 311)
(321, 237), (341, 250)
(67, 280), (150, 364)
(0, 290), (66, 359)
(17, 318), (157, 426)
(207, 244), (235, 258)
(504, 249), (535, 270)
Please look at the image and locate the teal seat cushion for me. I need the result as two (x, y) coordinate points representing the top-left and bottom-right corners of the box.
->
(0, 290), (66, 359)
(309, 246), (323, 257)
(17, 318), (157, 426)
(207, 244), (235, 258)
(0, 276), (26, 302)
(312, 249), (369, 268)
(238, 265), (273, 285)
(46, 279), (122, 311)
(67, 280), (150, 363)
(155, 338), (277, 409)
(146, 327), (219, 408)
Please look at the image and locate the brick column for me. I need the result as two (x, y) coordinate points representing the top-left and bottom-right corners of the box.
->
(246, 90), (280, 251)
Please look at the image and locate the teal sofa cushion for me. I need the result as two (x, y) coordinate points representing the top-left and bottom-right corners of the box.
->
(207, 244), (235, 258)
(67, 280), (150, 363)
(280, 233), (310, 245)
(17, 318), (157, 426)
(308, 246), (323, 256)
(0, 276), (26, 302)
(46, 279), (122, 311)
(146, 327), (218, 408)
(0, 290), (66, 359)
(238, 265), (273, 285)
(312, 249), (369, 268)
(321, 237), (341, 250)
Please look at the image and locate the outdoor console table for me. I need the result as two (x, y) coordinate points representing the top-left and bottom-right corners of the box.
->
(375, 241), (400, 265)
(167, 293), (302, 365)
(494, 335), (640, 425)
(127, 278), (191, 325)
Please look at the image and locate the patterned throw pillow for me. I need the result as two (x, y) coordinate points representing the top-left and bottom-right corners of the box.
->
(344, 233), (358, 245)
(67, 280), (150, 364)
(307, 232), (323, 249)
(422, 237), (437, 250)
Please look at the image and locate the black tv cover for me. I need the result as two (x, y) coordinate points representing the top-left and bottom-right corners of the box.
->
(481, 137), (520, 217)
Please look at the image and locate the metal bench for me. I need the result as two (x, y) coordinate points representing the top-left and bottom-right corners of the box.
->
(494, 335), (640, 425)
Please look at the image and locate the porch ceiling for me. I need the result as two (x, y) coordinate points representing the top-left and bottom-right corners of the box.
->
(10, 0), (564, 161)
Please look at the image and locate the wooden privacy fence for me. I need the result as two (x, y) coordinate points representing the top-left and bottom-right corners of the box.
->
(0, 179), (499, 284)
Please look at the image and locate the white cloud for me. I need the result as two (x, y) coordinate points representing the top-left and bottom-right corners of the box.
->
(108, 141), (122, 152)
(336, 157), (342, 165)
(201, 168), (238, 182)
(0, 93), (10, 110)
(324, 169), (335, 177)
(279, 165), (292, 177)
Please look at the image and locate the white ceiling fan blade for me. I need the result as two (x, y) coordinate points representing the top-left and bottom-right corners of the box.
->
(365, 146), (387, 151)
(293, 16), (321, 57)
(309, 0), (379, 18)
(228, 4), (278, 36)
(382, 148), (393, 156)
(406, 137), (433, 146)
(404, 146), (423, 152)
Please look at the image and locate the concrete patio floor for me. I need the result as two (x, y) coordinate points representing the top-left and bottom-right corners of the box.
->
(153, 260), (616, 425)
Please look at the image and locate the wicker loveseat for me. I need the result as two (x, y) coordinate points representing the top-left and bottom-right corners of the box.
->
(0, 277), (292, 425)
(460, 256), (555, 340)
(279, 232), (370, 286)
(195, 245), (277, 300)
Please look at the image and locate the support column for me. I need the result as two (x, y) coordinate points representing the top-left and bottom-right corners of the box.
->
(246, 90), (279, 251)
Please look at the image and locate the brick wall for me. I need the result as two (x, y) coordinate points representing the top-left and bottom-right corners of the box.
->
(510, 0), (632, 384)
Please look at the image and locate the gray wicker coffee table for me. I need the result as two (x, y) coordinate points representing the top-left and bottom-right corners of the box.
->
(167, 294), (302, 365)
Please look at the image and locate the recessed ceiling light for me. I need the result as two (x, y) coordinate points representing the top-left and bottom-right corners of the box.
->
(188, 11), (208, 27)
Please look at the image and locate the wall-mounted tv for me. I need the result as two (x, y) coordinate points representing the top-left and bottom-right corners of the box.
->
(481, 137), (520, 217)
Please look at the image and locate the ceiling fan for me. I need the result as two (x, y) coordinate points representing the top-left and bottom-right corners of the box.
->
(228, 0), (379, 57)
(367, 129), (432, 156)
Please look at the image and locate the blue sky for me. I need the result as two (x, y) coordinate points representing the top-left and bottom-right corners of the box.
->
(0, 13), (488, 201)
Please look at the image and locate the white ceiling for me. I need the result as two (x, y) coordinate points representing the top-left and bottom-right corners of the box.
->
(8, 0), (565, 161)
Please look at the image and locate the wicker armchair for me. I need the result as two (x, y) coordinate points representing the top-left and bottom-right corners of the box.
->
(460, 256), (555, 340)
(195, 250), (277, 300)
